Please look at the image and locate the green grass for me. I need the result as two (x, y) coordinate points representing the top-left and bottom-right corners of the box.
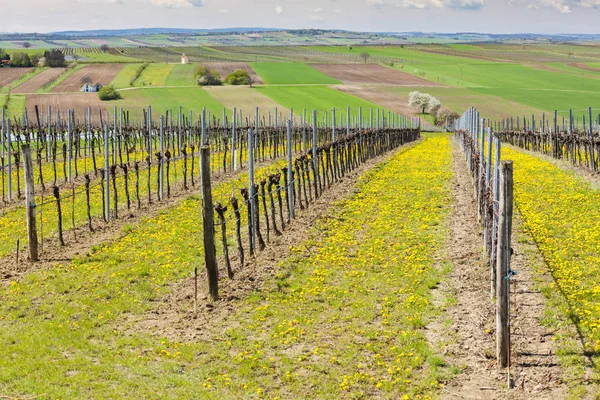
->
(113, 87), (226, 122)
(165, 64), (197, 86)
(257, 85), (389, 121)
(0, 136), (455, 398)
(0, 94), (26, 118)
(250, 62), (340, 84)
(75, 50), (142, 63)
(133, 63), (175, 87)
(110, 64), (143, 89)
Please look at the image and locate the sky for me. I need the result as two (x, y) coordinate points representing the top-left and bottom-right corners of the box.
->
(1, 0), (599, 34)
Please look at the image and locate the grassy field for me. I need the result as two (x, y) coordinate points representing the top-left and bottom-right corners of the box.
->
(164, 64), (197, 86)
(113, 87), (226, 122)
(75, 49), (142, 63)
(110, 64), (142, 89)
(133, 63), (175, 87)
(204, 85), (290, 121)
(251, 62), (341, 85)
(257, 85), (389, 120)
(0, 136), (455, 398)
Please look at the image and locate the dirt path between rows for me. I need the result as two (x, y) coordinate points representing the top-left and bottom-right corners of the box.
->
(434, 139), (572, 399)
(129, 138), (423, 341)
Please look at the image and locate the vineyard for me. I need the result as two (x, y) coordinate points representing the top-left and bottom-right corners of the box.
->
(3, 40), (600, 399)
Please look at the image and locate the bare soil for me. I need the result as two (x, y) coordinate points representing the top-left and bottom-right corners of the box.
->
(433, 140), (574, 399)
(335, 84), (416, 115)
(127, 140), (421, 341)
(567, 63), (600, 73)
(12, 68), (67, 94)
(313, 63), (445, 86)
(204, 62), (264, 85)
(0, 68), (35, 89)
(51, 64), (124, 93)
(25, 93), (107, 123)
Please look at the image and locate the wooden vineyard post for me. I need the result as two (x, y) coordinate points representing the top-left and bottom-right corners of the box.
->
(312, 110), (319, 199)
(248, 128), (256, 253)
(7, 119), (12, 201)
(104, 125), (110, 222)
(232, 107), (237, 171)
(496, 160), (513, 370)
(287, 120), (294, 220)
(22, 145), (38, 262)
(200, 146), (218, 301)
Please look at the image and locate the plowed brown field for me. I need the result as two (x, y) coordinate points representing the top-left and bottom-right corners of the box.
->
(26, 94), (107, 124)
(204, 62), (264, 85)
(12, 68), (67, 94)
(0, 68), (35, 89)
(312, 64), (443, 86)
(52, 64), (124, 92)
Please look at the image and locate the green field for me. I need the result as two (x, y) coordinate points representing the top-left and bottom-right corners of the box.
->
(113, 87), (226, 122)
(165, 64), (197, 86)
(251, 62), (341, 85)
(133, 63), (174, 87)
(110, 64), (143, 89)
(257, 85), (389, 120)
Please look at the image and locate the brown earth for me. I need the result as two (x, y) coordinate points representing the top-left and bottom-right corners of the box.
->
(567, 63), (600, 73)
(0, 67), (35, 89)
(12, 68), (67, 94)
(51, 64), (124, 93)
(312, 63), (444, 86)
(204, 62), (264, 85)
(25, 93), (107, 124)
(430, 140), (580, 399)
(335, 84), (415, 115)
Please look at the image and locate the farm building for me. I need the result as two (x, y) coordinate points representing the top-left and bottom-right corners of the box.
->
(181, 53), (189, 64)
(80, 83), (103, 92)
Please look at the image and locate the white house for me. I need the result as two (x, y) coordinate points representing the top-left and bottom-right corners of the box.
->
(81, 83), (103, 93)
(181, 53), (189, 65)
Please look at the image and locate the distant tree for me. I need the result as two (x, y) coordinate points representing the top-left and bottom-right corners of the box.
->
(348, 45), (353, 52)
(428, 97), (441, 115)
(359, 52), (370, 64)
(436, 107), (459, 126)
(30, 54), (40, 66)
(43, 49), (66, 67)
(22, 42), (32, 49)
(72, 54), (81, 61)
(408, 91), (440, 114)
(248, 74), (254, 88)
(98, 85), (121, 101)
(11, 53), (32, 67)
(100, 44), (109, 52)
(225, 69), (250, 85)
(0, 48), (10, 65)
(195, 63), (222, 86)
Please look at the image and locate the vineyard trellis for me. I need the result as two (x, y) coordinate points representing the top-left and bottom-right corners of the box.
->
(0, 104), (420, 265)
(489, 107), (600, 173)
(454, 107), (514, 378)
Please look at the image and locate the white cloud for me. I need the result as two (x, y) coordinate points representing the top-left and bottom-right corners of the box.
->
(333, 8), (343, 12)
(275, 4), (284, 14)
(76, 0), (203, 7)
(510, 0), (600, 12)
(310, 15), (325, 20)
(218, 8), (228, 12)
(366, 0), (483, 10)
(309, 7), (324, 12)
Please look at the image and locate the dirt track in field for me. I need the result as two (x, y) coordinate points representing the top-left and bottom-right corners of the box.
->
(51, 64), (124, 92)
(12, 68), (67, 93)
(0, 68), (34, 88)
(431, 140), (578, 400)
(25, 93), (107, 124)
(567, 63), (600, 73)
(204, 62), (264, 84)
(312, 63), (444, 86)
(334, 84), (416, 115)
